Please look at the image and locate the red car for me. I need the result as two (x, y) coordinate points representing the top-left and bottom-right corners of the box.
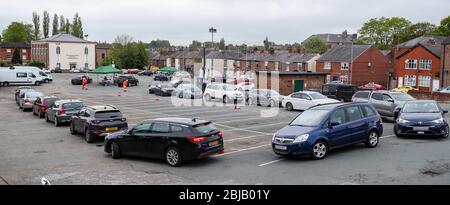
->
(359, 83), (385, 91)
(127, 69), (140, 74)
(32, 96), (60, 118)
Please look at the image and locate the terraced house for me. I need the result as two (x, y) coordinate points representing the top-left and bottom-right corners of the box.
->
(0, 42), (31, 65)
(392, 36), (447, 91)
(316, 44), (391, 87)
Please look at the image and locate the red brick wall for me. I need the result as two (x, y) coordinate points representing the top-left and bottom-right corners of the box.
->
(393, 45), (441, 91)
(95, 48), (110, 67)
(0, 47), (31, 65)
(256, 73), (326, 96)
(442, 44), (450, 87)
(408, 90), (450, 103)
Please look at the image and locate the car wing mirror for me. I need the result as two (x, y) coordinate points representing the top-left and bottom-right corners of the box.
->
(443, 110), (448, 114)
(387, 98), (394, 103)
(394, 107), (402, 119)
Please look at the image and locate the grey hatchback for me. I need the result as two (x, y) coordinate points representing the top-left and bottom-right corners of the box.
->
(352, 90), (415, 118)
(45, 100), (84, 126)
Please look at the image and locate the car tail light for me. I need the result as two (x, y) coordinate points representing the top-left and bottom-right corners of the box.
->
(218, 131), (223, 138)
(40, 105), (48, 111)
(188, 136), (208, 143)
(24, 99), (30, 103)
(57, 108), (65, 115)
(92, 120), (102, 124)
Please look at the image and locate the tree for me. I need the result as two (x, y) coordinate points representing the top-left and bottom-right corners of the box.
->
(28, 60), (45, 68)
(43, 11), (50, 38)
(102, 56), (113, 66)
(2, 22), (34, 43)
(133, 41), (149, 69)
(52, 14), (59, 35)
(149, 39), (171, 48)
(190, 40), (202, 49)
(219, 38), (225, 50)
(358, 17), (411, 49)
(32, 11), (41, 40)
(12, 48), (22, 65)
(302, 36), (328, 54)
(434, 15), (450, 36)
(110, 35), (149, 69)
(114, 34), (134, 46)
(398, 22), (437, 43)
(263, 36), (270, 50)
(239, 44), (247, 53)
(59, 15), (65, 33)
(71, 13), (83, 38)
(65, 18), (70, 33)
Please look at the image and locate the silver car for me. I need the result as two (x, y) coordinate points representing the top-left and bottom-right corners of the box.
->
(352, 90), (415, 117)
(19, 91), (43, 111)
(45, 100), (84, 126)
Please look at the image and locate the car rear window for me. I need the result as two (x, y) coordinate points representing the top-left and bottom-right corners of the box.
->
(62, 102), (84, 109)
(354, 92), (370, 99)
(94, 110), (122, 118)
(371, 93), (383, 100)
(43, 98), (59, 106)
(193, 122), (217, 134)
(361, 105), (377, 117)
(26, 92), (42, 98)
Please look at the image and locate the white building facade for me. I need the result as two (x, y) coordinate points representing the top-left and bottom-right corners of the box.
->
(31, 33), (96, 71)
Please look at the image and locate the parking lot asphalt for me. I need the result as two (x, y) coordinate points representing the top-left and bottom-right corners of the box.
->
(1, 73), (450, 185)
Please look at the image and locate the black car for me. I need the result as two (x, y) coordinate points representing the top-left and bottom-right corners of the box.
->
(70, 105), (128, 143)
(115, 75), (139, 87)
(148, 81), (162, 94)
(394, 100), (449, 138)
(154, 73), (169, 81)
(52, 68), (62, 73)
(71, 75), (92, 85)
(138, 70), (153, 76)
(322, 83), (358, 102)
(154, 84), (175, 96)
(104, 118), (224, 166)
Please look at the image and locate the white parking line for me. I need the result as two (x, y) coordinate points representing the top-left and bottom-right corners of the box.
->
(258, 158), (286, 167)
(218, 116), (280, 124)
(224, 134), (272, 142)
(214, 144), (272, 157)
(225, 121), (288, 131)
(214, 123), (273, 135)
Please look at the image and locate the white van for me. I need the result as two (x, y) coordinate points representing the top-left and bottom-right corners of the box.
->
(0, 67), (44, 86)
(13, 66), (52, 83)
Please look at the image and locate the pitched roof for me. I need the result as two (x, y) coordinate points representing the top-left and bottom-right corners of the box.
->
(96, 43), (112, 49)
(205, 50), (243, 60)
(305, 33), (357, 44)
(318, 44), (372, 62)
(443, 37), (450, 44)
(396, 36), (446, 57)
(37, 33), (94, 43)
(0, 42), (31, 48)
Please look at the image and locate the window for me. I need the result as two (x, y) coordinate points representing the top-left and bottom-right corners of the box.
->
(6, 49), (11, 53)
(291, 93), (301, 98)
(330, 109), (347, 125)
(354, 91), (370, 99)
(264, 61), (269, 70)
(224, 60), (228, 68)
(419, 60), (432, 70)
(171, 125), (183, 133)
(16, 72), (27, 78)
(382, 94), (394, 102)
(151, 122), (170, 133)
(133, 123), (152, 134)
(85, 63), (88, 69)
(405, 59), (417, 69)
(298, 93), (311, 100)
(345, 106), (364, 122)
(361, 105), (376, 117)
(297, 63), (303, 71)
(275, 62), (279, 71)
(371, 93), (383, 101)
(324, 62), (331, 70)
(56, 63), (61, 69)
(404, 75), (417, 87)
(22, 49), (27, 54)
(56, 46), (60, 54)
(285, 62), (290, 71)
(101, 53), (105, 59)
(84, 47), (88, 55)
(418, 76), (431, 87)
(326, 75), (331, 83)
(341, 62), (349, 70)
(340, 75), (348, 83)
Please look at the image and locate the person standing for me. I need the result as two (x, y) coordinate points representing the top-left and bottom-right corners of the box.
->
(82, 77), (88, 90)
(123, 79), (128, 92)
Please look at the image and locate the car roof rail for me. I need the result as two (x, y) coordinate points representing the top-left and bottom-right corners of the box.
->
(106, 104), (118, 110)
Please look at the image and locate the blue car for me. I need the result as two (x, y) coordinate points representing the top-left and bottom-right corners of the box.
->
(394, 100), (449, 138)
(272, 102), (383, 160)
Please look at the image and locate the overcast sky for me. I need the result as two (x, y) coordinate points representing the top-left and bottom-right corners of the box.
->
(1, 0), (449, 46)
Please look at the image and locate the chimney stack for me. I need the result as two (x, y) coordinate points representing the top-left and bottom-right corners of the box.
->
(342, 30), (348, 39)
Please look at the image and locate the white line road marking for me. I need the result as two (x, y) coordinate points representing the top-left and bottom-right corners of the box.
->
(380, 134), (395, 139)
(224, 134), (272, 142)
(218, 116), (280, 124)
(214, 144), (271, 157)
(214, 123), (274, 136)
(258, 158), (286, 167)
(224, 121), (288, 131)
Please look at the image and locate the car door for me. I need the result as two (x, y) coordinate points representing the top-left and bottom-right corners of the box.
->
(343, 106), (368, 143)
(47, 102), (59, 122)
(33, 97), (41, 114)
(295, 93), (312, 110)
(146, 122), (171, 158)
(381, 94), (396, 117)
(75, 109), (89, 132)
(120, 122), (153, 157)
(325, 108), (350, 147)
(259, 90), (270, 105)
(369, 93), (386, 116)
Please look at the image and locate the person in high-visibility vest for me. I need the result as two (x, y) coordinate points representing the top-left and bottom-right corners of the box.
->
(123, 79), (128, 92)
(82, 77), (88, 90)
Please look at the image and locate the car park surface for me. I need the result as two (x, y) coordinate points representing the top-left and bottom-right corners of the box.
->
(1, 73), (450, 185)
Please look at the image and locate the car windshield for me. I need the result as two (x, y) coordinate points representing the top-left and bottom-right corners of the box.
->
(62, 102), (84, 109)
(95, 110), (123, 118)
(290, 110), (329, 127)
(26, 92), (43, 98)
(402, 102), (440, 113)
(309, 93), (327, 100)
(193, 122), (217, 133)
(391, 93), (414, 101)
(268, 90), (280, 96)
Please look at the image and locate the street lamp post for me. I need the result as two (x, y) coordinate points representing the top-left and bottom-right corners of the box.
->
(84, 34), (88, 71)
(209, 27), (216, 77)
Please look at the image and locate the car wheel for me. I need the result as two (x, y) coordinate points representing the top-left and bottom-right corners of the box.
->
(85, 129), (94, 143)
(178, 93), (183, 98)
(443, 124), (449, 139)
(205, 94), (211, 101)
(111, 141), (121, 159)
(3, 82), (9, 86)
(286, 102), (294, 111)
(54, 117), (59, 127)
(269, 100), (276, 107)
(311, 140), (328, 160)
(365, 130), (379, 148)
(165, 147), (182, 167)
(70, 122), (77, 135)
(35, 81), (41, 86)
(44, 79), (49, 83)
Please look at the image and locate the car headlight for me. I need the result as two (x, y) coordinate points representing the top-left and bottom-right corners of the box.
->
(272, 134), (276, 142)
(293, 134), (309, 143)
(397, 118), (410, 124)
(431, 118), (444, 124)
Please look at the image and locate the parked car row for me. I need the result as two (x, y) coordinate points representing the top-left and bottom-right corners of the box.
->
(1, 66), (53, 86)
(13, 86), (224, 167)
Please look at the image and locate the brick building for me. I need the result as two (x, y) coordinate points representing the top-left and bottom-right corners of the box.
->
(95, 43), (112, 67)
(440, 37), (450, 88)
(256, 71), (327, 96)
(316, 44), (391, 87)
(0, 42), (31, 65)
(303, 30), (357, 48)
(392, 36), (446, 91)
